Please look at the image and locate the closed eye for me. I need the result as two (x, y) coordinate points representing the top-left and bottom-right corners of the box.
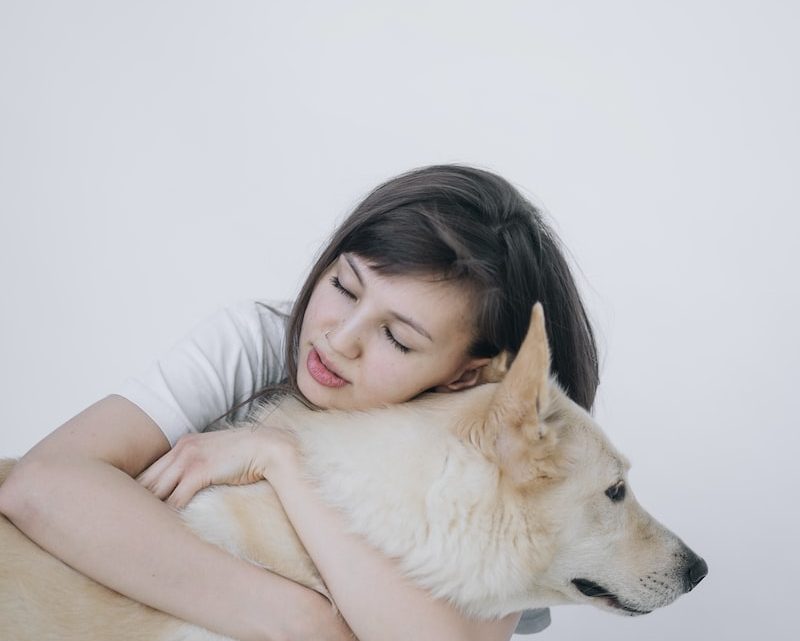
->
(330, 276), (356, 300)
(383, 326), (410, 354)
(330, 276), (410, 354)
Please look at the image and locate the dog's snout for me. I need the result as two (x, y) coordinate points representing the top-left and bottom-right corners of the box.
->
(685, 554), (708, 591)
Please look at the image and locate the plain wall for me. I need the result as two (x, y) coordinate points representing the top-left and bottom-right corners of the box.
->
(1, 1), (797, 639)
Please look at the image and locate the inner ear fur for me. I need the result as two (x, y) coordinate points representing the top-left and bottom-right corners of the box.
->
(470, 303), (561, 487)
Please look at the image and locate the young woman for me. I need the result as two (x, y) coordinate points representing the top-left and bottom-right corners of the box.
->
(0, 165), (598, 641)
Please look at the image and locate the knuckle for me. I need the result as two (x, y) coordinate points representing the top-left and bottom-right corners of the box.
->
(175, 438), (205, 463)
(176, 433), (198, 449)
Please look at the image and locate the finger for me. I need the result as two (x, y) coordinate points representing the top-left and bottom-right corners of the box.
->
(166, 474), (206, 509)
(148, 461), (187, 501)
(136, 448), (177, 489)
(138, 449), (186, 500)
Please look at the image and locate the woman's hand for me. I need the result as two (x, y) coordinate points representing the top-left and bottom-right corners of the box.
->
(137, 426), (298, 508)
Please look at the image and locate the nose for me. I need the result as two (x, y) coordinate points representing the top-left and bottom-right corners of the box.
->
(326, 321), (362, 359)
(684, 553), (708, 591)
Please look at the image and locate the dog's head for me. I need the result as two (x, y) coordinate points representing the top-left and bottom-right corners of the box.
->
(468, 303), (708, 616)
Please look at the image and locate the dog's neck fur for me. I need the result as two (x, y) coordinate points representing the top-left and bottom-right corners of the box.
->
(250, 382), (577, 617)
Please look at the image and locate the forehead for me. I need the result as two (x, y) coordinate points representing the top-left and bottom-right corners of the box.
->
(561, 418), (631, 478)
(591, 436), (631, 479)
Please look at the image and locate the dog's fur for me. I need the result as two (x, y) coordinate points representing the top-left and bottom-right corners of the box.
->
(0, 304), (706, 640)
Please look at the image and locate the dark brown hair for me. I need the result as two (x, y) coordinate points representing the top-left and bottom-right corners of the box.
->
(223, 164), (599, 423)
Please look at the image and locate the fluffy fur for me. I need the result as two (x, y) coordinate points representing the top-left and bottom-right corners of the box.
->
(0, 304), (706, 640)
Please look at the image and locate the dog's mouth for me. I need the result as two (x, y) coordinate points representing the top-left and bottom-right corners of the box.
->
(571, 579), (652, 616)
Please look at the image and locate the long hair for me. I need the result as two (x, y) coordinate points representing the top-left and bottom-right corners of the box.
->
(222, 164), (599, 423)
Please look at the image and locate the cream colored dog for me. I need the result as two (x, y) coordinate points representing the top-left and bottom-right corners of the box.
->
(0, 304), (707, 640)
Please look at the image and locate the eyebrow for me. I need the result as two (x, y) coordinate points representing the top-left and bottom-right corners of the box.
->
(342, 253), (433, 342)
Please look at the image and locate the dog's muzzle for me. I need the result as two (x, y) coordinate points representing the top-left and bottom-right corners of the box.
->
(572, 550), (708, 614)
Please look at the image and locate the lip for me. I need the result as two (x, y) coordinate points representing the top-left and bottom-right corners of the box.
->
(307, 346), (350, 388)
(571, 579), (651, 616)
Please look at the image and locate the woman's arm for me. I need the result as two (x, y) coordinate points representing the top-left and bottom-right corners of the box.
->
(0, 395), (353, 641)
(265, 439), (522, 641)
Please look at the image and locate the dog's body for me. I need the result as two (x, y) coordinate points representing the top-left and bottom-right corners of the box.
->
(0, 306), (707, 640)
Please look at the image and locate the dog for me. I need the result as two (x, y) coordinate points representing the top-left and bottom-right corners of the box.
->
(0, 303), (707, 640)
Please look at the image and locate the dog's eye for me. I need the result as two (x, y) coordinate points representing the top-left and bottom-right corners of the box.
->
(605, 481), (626, 502)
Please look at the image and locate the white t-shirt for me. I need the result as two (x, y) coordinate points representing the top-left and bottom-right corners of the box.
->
(115, 298), (551, 635)
(117, 299), (292, 446)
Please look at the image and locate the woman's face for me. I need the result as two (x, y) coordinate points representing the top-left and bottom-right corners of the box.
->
(297, 253), (491, 410)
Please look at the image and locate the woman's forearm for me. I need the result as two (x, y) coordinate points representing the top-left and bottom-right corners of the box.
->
(0, 456), (334, 641)
(266, 455), (521, 641)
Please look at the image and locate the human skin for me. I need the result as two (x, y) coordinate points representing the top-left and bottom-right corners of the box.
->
(296, 252), (494, 409)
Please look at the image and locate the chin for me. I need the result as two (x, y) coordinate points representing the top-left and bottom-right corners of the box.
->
(296, 370), (320, 402)
(296, 372), (340, 410)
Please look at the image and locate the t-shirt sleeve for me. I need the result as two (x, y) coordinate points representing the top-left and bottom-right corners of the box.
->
(514, 608), (551, 634)
(115, 299), (290, 446)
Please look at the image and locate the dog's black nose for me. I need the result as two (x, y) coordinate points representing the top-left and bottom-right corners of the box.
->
(686, 556), (708, 591)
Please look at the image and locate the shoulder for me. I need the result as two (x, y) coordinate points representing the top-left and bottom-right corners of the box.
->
(226, 298), (292, 325)
(253, 299), (293, 327)
(224, 298), (292, 348)
(223, 299), (293, 386)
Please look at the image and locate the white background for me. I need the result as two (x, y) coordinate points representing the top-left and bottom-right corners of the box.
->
(1, 1), (797, 640)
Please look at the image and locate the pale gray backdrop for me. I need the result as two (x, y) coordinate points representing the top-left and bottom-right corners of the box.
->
(1, 1), (797, 640)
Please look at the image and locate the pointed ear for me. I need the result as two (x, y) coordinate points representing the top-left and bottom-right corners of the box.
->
(490, 302), (551, 420)
(472, 303), (559, 486)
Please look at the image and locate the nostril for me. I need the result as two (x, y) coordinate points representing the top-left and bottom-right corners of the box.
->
(686, 557), (708, 590)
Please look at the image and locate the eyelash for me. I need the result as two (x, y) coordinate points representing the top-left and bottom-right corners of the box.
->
(329, 276), (410, 354)
(330, 275), (356, 300)
(383, 326), (410, 354)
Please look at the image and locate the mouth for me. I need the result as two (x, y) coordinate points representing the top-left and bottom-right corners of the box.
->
(571, 579), (652, 616)
(307, 347), (349, 388)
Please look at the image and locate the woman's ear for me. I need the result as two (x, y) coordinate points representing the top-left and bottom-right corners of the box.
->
(434, 357), (494, 392)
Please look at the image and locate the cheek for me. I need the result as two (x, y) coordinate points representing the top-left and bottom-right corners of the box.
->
(303, 283), (340, 335)
(357, 352), (437, 401)
(358, 350), (397, 384)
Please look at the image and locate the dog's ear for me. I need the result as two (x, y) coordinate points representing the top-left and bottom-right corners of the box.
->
(475, 303), (559, 487)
